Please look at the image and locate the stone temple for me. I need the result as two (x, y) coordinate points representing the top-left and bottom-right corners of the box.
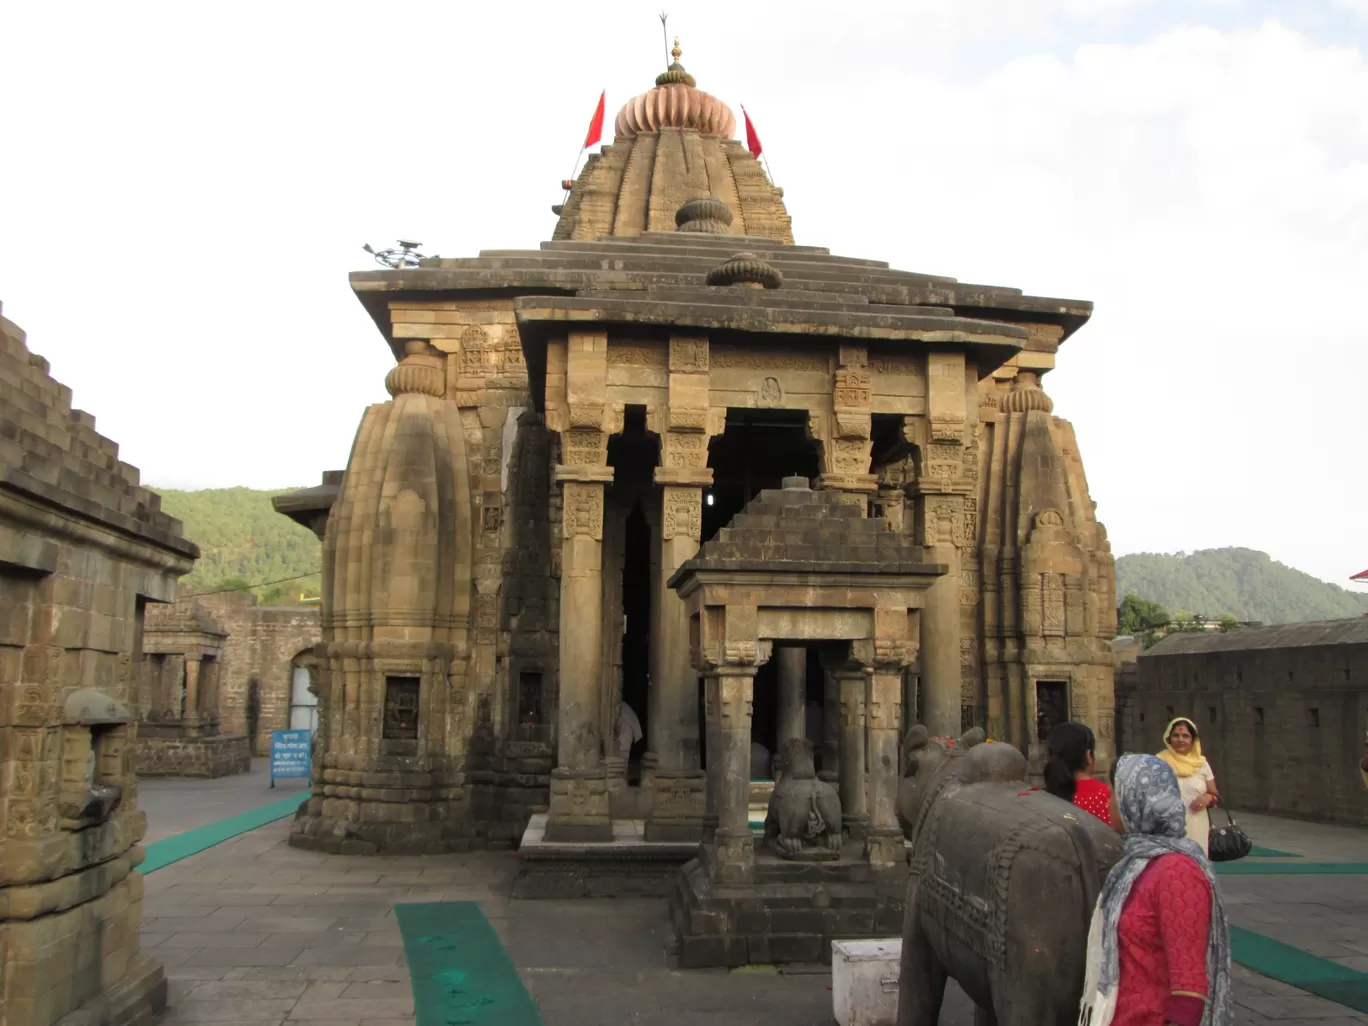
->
(276, 48), (1116, 952)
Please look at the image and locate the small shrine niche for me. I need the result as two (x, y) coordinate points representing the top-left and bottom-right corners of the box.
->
(383, 676), (420, 741)
(59, 689), (133, 829)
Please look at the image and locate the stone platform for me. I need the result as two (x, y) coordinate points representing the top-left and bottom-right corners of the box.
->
(668, 842), (911, 969)
(135, 733), (252, 778)
(512, 814), (698, 898)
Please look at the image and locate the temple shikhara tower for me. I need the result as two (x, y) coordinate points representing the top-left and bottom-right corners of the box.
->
(277, 44), (1115, 955)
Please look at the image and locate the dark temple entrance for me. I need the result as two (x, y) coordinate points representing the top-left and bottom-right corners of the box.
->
(698, 408), (822, 770)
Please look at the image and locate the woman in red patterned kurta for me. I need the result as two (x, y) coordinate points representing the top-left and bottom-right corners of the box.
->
(1044, 721), (1114, 827)
(1078, 755), (1232, 1026)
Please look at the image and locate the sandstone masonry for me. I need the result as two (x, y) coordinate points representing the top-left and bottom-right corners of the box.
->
(1, 303), (196, 1026)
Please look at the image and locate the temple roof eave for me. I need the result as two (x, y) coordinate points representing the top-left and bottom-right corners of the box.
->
(668, 564), (950, 598)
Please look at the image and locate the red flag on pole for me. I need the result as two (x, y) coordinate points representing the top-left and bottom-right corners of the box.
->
(742, 105), (763, 158)
(583, 91), (606, 149)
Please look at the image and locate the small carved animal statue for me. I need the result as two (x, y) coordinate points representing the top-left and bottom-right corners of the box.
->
(764, 737), (843, 859)
(896, 725), (1124, 1026)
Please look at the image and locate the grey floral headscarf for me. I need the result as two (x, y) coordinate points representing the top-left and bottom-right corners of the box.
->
(1079, 754), (1232, 1026)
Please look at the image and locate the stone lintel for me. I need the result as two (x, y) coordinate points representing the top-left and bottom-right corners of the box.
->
(653, 466), (713, 488)
(553, 464), (615, 484)
(817, 474), (879, 495)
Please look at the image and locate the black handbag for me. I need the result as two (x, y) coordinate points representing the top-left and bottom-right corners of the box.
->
(1207, 805), (1252, 862)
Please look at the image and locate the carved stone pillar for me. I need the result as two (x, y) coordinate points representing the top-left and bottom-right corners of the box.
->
(645, 476), (709, 841)
(854, 629), (916, 867)
(775, 646), (806, 772)
(546, 475), (613, 842)
(704, 666), (758, 884)
(828, 661), (871, 839)
(820, 669), (840, 784)
(642, 343), (715, 842)
(922, 526), (963, 739)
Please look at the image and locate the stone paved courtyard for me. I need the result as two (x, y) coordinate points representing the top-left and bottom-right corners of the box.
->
(138, 775), (1368, 1026)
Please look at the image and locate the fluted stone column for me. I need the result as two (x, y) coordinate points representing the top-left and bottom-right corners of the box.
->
(705, 667), (757, 883)
(775, 646), (806, 773)
(644, 480), (708, 842)
(835, 666), (871, 839)
(546, 478), (612, 842)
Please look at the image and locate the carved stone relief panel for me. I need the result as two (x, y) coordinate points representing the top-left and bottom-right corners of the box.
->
(669, 337), (709, 373)
(563, 482), (605, 541)
(1042, 573), (1066, 637)
(661, 487), (703, 542)
(663, 432), (709, 470)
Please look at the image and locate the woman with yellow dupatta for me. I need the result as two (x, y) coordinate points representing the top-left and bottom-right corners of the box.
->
(1157, 717), (1220, 854)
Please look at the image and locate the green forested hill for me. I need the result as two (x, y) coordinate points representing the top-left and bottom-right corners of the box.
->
(1116, 548), (1368, 625)
(154, 487), (321, 602)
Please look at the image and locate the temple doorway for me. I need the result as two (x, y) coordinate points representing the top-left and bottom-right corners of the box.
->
(606, 405), (658, 785)
(702, 408), (821, 543)
(620, 502), (651, 782)
(703, 408), (821, 766)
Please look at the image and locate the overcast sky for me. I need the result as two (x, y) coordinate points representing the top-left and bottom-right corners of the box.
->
(1, 1), (1364, 590)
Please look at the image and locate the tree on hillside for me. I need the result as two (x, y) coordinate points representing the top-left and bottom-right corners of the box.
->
(1118, 593), (1169, 635)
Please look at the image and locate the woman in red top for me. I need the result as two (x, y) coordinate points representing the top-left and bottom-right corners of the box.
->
(1078, 754), (1232, 1026)
(1043, 721), (1114, 826)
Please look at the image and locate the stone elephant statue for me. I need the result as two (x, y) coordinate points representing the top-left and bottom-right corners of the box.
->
(895, 725), (1123, 1026)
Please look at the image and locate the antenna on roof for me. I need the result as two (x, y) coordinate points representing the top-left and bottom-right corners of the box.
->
(660, 12), (670, 69)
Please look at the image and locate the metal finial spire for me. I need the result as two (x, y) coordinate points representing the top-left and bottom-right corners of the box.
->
(672, 37), (682, 63)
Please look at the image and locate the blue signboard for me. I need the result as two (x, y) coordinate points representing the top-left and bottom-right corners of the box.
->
(269, 729), (312, 788)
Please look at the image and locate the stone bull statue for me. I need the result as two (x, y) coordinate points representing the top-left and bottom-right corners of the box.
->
(895, 725), (1124, 1026)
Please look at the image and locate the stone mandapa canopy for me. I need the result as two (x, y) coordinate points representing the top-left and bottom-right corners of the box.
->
(668, 476), (945, 585)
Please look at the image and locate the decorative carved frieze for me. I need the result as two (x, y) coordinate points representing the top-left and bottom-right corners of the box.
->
(668, 407), (708, 432)
(607, 343), (667, 368)
(710, 346), (826, 371)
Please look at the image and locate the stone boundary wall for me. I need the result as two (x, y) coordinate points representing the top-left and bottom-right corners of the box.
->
(134, 734), (252, 778)
(188, 592), (320, 754)
(1116, 620), (1368, 826)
